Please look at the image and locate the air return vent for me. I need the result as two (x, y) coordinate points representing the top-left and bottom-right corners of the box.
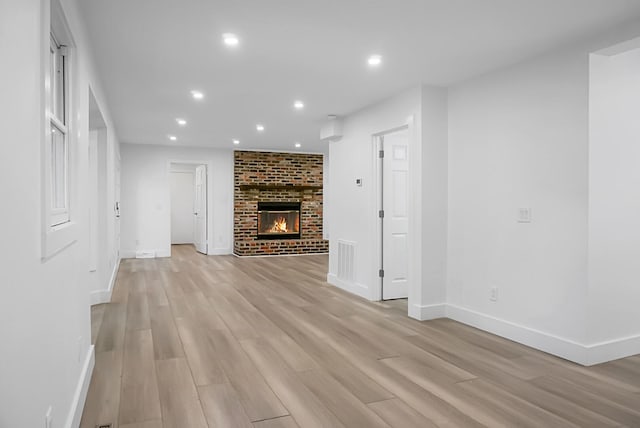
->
(337, 240), (356, 282)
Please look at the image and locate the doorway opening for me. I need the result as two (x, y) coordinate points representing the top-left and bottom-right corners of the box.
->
(88, 88), (111, 309)
(169, 162), (208, 255)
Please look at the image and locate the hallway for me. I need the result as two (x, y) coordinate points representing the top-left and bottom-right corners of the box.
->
(82, 246), (640, 428)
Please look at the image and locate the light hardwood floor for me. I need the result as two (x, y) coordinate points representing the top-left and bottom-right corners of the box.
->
(81, 245), (640, 428)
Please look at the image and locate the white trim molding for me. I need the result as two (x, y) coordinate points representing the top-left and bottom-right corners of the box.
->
(445, 304), (640, 366)
(585, 333), (640, 366)
(120, 249), (136, 259)
(327, 273), (371, 300)
(64, 344), (95, 428)
(446, 304), (588, 364)
(89, 257), (120, 306)
(156, 249), (171, 258)
(408, 303), (447, 320)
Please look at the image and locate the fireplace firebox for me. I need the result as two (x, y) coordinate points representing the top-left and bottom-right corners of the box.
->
(257, 202), (301, 240)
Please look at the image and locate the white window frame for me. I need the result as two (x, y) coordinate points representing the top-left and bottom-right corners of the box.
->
(41, 0), (78, 259)
(49, 34), (70, 226)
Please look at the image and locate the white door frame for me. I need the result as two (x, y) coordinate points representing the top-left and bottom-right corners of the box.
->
(193, 164), (208, 254)
(370, 116), (420, 315)
(167, 159), (212, 257)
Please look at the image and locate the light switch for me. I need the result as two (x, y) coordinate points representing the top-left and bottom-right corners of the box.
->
(517, 207), (532, 223)
(355, 178), (363, 187)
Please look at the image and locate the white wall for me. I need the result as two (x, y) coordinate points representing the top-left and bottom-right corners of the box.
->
(120, 144), (233, 257)
(588, 48), (640, 351)
(446, 22), (640, 364)
(447, 46), (591, 348)
(415, 86), (449, 319)
(0, 0), (120, 426)
(169, 164), (196, 244)
(87, 125), (119, 305)
(327, 86), (449, 316)
(327, 88), (421, 300)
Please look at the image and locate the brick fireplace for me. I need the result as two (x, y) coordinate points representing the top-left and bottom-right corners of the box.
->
(234, 150), (329, 256)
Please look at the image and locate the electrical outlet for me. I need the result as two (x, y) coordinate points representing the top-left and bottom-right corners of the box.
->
(490, 287), (498, 302)
(45, 406), (52, 428)
(517, 207), (532, 223)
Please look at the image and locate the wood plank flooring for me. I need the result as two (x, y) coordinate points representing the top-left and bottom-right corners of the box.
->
(81, 244), (640, 427)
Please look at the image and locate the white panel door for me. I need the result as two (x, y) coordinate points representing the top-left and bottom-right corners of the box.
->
(194, 165), (208, 254)
(382, 129), (409, 300)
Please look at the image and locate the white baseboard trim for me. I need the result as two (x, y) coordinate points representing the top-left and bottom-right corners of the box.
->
(124, 249), (172, 259)
(65, 345), (95, 428)
(89, 257), (120, 306)
(327, 273), (371, 300)
(446, 304), (640, 365)
(125, 247), (234, 257)
(89, 289), (110, 306)
(446, 304), (589, 365)
(408, 303), (447, 321)
(156, 248), (171, 258)
(136, 250), (156, 258)
(120, 249), (136, 259)
(586, 333), (640, 366)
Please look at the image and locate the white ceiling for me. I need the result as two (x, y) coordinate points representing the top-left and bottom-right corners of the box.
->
(78, 0), (640, 153)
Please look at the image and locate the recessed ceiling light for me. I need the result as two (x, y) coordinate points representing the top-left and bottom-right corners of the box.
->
(233, 139), (240, 145)
(168, 135), (177, 141)
(176, 118), (187, 126)
(367, 54), (382, 66)
(256, 124), (265, 131)
(223, 33), (239, 47)
(294, 142), (301, 148)
(191, 90), (204, 100)
(294, 100), (304, 110)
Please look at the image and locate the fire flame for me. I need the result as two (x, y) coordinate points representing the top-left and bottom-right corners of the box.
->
(268, 216), (289, 233)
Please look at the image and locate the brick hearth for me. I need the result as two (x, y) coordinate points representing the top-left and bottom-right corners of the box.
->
(234, 150), (329, 256)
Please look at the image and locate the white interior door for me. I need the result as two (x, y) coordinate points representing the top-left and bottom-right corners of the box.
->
(382, 129), (409, 300)
(194, 165), (208, 254)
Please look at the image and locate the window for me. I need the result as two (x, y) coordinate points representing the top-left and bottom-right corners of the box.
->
(42, 0), (77, 258)
(49, 34), (69, 226)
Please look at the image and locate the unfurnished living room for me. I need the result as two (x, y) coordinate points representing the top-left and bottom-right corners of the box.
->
(3, 1), (640, 427)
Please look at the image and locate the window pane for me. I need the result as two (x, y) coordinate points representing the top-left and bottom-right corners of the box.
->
(55, 54), (65, 124)
(49, 36), (65, 124)
(50, 124), (67, 211)
(49, 44), (55, 111)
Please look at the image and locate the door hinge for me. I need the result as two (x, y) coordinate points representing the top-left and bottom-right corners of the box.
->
(378, 210), (384, 218)
(379, 150), (385, 158)
(379, 269), (385, 278)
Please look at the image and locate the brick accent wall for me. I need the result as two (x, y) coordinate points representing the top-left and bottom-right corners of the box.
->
(234, 151), (329, 256)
